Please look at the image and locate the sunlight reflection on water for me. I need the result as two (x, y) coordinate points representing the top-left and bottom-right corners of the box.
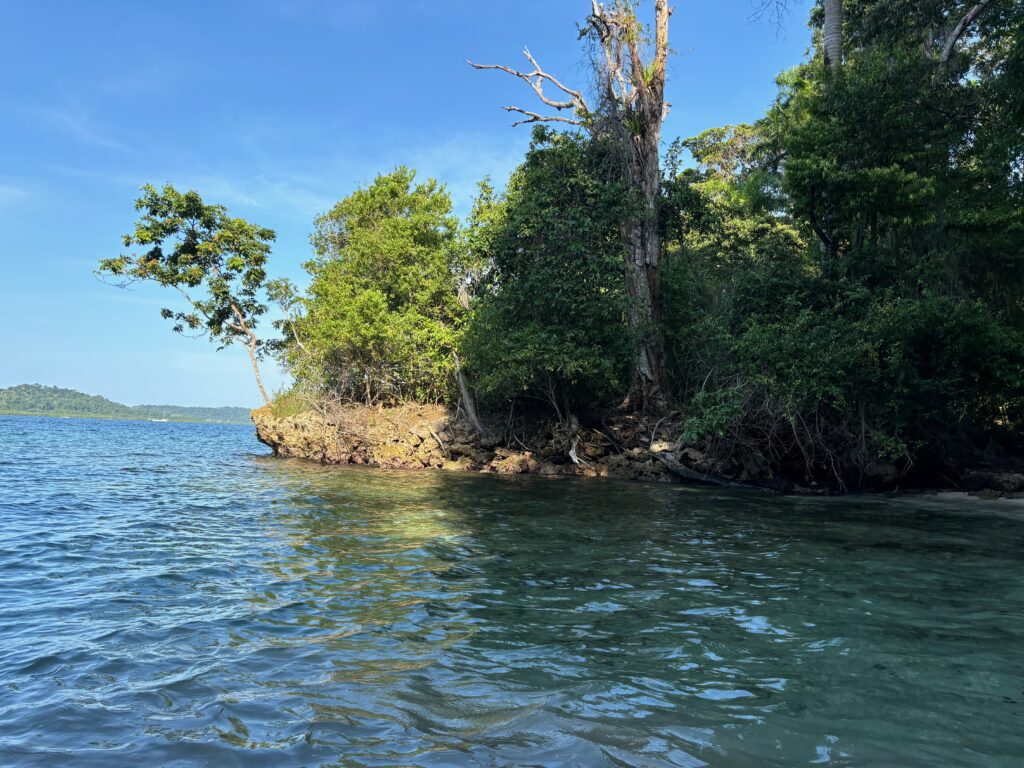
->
(1, 415), (1022, 767)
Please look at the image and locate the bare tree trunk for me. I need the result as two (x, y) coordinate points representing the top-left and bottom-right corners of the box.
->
(823, 0), (843, 69)
(230, 303), (271, 406)
(618, 0), (670, 411)
(454, 354), (488, 437)
(621, 108), (668, 411)
(247, 336), (272, 406)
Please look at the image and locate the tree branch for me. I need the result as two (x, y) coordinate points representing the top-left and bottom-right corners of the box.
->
(502, 105), (585, 127)
(171, 284), (215, 327)
(521, 48), (588, 109)
(940, 0), (994, 64)
(468, 48), (591, 124)
(229, 302), (256, 342)
(749, 0), (791, 29)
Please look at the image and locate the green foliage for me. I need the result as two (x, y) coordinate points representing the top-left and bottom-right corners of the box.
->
(98, 184), (273, 348)
(460, 128), (633, 418)
(680, 124), (761, 181)
(681, 386), (746, 444)
(90, 0), (1020, 490)
(0, 384), (252, 423)
(661, 119), (809, 399)
(269, 389), (308, 419)
(659, 1), (1024, 486)
(286, 168), (464, 404)
(462, 178), (503, 285)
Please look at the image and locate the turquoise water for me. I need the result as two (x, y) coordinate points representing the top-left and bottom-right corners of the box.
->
(0, 415), (1022, 766)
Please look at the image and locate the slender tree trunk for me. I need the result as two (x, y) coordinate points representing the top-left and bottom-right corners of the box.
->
(454, 354), (488, 437)
(230, 302), (271, 406)
(247, 336), (272, 406)
(823, 0), (843, 69)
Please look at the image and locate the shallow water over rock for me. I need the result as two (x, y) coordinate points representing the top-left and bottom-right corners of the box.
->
(1, 415), (1022, 766)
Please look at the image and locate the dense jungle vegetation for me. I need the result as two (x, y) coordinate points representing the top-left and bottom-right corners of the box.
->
(101, 0), (1024, 490)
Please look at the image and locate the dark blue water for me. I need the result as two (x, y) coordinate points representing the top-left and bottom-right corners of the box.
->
(1, 415), (1022, 766)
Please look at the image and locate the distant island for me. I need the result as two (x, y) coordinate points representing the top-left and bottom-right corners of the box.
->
(0, 384), (253, 424)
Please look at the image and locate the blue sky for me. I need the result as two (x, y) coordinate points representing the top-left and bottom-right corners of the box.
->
(0, 0), (811, 407)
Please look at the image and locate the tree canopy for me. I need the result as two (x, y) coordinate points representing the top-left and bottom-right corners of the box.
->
(281, 168), (466, 404)
(98, 184), (276, 404)
(100, 0), (1024, 488)
(461, 128), (634, 419)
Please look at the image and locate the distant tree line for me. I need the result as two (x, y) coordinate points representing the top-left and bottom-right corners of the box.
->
(0, 384), (252, 423)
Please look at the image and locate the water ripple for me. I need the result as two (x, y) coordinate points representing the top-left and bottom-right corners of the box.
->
(1, 415), (1023, 766)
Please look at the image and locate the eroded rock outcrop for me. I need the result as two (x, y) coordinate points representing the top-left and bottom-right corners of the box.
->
(252, 405), (1024, 496)
(251, 404), (676, 482)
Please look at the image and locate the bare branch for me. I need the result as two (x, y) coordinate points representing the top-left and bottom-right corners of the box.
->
(749, 0), (795, 29)
(170, 283), (214, 326)
(502, 105), (584, 127)
(521, 48), (589, 108)
(468, 47), (590, 125)
(940, 0), (994, 64)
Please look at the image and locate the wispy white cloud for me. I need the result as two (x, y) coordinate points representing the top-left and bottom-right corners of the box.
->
(163, 130), (526, 222)
(0, 182), (32, 205)
(35, 119), (528, 226)
(183, 174), (335, 219)
(405, 132), (530, 212)
(38, 107), (131, 152)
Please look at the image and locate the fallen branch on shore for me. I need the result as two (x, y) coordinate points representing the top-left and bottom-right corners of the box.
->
(649, 450), (768, 491)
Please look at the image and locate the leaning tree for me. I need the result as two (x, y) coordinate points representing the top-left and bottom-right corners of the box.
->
(471, 0), (672, 411)
(98, 184), (276, 405)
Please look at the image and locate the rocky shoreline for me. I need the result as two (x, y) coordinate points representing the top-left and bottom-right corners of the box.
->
(252, 405), (1024, 497)
(252, 404), (686, 484)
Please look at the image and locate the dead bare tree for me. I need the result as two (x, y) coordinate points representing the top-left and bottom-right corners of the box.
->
(470, 0), (673, 413)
